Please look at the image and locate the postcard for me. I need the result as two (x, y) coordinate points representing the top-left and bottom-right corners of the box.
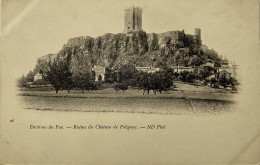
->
(1, 0), (259, 164)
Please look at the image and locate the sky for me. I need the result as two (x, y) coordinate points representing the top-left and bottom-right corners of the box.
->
(1, 0), (259, 78)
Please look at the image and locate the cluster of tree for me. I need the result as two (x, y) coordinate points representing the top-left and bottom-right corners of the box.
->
(106, 64), (175, 95)
(177, 66), (217, 83)
(104, 68), (116, 83)
(17, 75), (29, 88)
(114, 82), (128, 93)
(209, 75), (238, 90)
(16, 70), (46, 88)
(177, 68), (238, 90)
(44, 56), (97, 94)
(104, 64), (138, 84)
(45, 58), (73, 93)
(179, 71), (198, 83)
(134, 68), (174, 95)
(17, 54), (97, 94)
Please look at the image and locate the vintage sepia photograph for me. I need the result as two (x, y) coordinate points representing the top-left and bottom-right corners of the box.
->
(1, 0), (260, 164)
(16, 3), (241, 114)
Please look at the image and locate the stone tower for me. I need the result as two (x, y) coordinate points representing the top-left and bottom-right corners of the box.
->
(124, 5), (143, 33)
(194, 28), (202, 45)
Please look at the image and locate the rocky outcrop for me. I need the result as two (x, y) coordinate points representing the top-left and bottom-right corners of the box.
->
(35, 30), (210, 74)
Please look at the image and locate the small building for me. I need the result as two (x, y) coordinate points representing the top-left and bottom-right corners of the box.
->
(170, 66), (192, 73)
(200, 62), (216, 75)
(34, 73), (42, 81)
(217, 70), (232, 80)
(216, 66), (233, 76)
(92, 65), (105, 81)
(220, 60), (230, 67)
(136, 67), (160, 73)
(200, 62), (214, 68)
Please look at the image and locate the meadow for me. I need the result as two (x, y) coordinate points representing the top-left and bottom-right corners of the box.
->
(18, 82), (237, 115)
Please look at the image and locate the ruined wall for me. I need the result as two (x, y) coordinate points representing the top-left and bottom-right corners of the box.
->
(157, 31), (185, 47)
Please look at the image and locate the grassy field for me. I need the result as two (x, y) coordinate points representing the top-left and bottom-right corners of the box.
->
(18, 82), (237, 101)
(17, 82), (238, 115)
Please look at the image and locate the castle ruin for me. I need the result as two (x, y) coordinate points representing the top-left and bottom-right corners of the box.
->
(123, 6), (202, 46)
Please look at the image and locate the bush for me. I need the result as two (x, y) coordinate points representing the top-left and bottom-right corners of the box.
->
(202, 79), (209, 86)
(114, 82), (128, 93)
(213, 82), (219, 89)
(85, 82), (98, 91)
(185, 72), (196, 83)
(17, 75), (29, 88)
(117, 64), (138, 83)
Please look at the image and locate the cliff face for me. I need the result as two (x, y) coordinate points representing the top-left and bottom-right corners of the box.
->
(35, 30), (203, 74)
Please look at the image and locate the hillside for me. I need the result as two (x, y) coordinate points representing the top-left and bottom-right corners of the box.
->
(34, 30), (221, 74)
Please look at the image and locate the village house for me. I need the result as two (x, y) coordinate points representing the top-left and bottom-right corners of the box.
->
(92, 65), (105, 81)
(170, 66), (192, 73)
(217, 70), (232, 80)
(136, 67), (160, 73)
(34, 73), (42, 81)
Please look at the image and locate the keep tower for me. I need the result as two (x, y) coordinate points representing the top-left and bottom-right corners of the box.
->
(124, 5), (143, 33)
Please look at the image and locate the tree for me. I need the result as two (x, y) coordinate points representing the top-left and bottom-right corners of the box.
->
(209, 77), (219, 89)
(218, 74), (231, 89)
(177, 41), (184, 48)
(190, 43), (201, 55)
(114, 82), (128, 93)
(185, 72), (196, 83)
(69, 46), (93, 92)
(134, 69), (174, 95)
(161, 68), (174, 88)
(33, 79), (44, 86)
(92, 71), (96, 81)
(202, 48), (221, 61)
(46, 58), (73, 94)
(217, 73), (236, 90)
(188, 56), (203, 66)
(33, 56), (52, 78)
(26, 70), (35, 82)
(104, 68), (115, 83)
(230, 77), (239, 87)
(214, 61), (221, 67)
(72, 72), (92, 93)
(179, 71), (188, 82)
(118, 64), (138, 83)
(199, 67), (214, 80)
(135, 72), (152, 95)
(230, 77), (239, 92)
(85, 82), (98, 91)
(174, 48), (190, 67)
(16, 75), (28, 89)
(149, 72), (163, 94)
